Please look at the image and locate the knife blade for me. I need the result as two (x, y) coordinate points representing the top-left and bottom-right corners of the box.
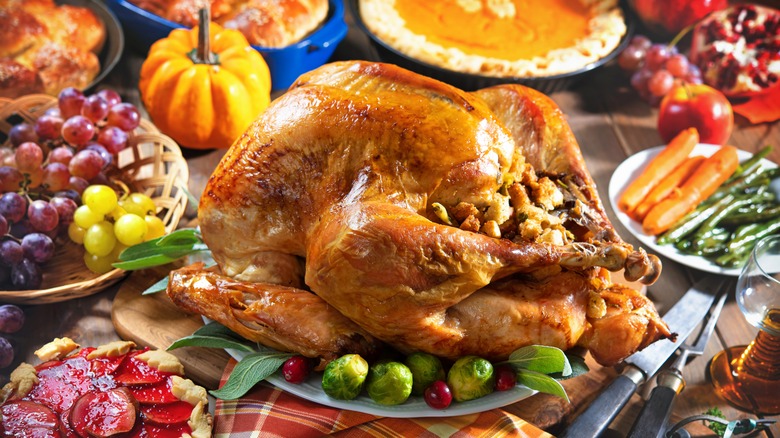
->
(557, 276), (722, 438)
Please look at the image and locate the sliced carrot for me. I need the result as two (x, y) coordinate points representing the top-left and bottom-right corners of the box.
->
(618, 127), (699, 214)
(629, 155), (706, 221)
(642, 145), (740, 236)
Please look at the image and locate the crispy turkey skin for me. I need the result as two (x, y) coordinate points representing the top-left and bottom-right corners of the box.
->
(168, 61), (671, 368)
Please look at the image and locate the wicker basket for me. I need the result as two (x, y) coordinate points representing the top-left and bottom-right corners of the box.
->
(0, 94), (189, 304)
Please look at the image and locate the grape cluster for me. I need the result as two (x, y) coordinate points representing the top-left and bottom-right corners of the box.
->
(618, 35), (703, 106)
(69, 185), (165, 274)
(0, 87), (144, 288)
(0, 304), (24, 368)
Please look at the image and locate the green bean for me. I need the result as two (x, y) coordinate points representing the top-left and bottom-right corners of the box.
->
(723, 145), (772, 185)
(656, 194), (735, 245)
(715, 219), (780, 268)
(721, 204), (780, 227)
(691, 194), (758, 251)
(697, 227), (731, 257)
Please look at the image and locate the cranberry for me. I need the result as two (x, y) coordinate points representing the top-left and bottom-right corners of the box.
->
(282, 356), (311, 384)
(423, 380), (452, 410)
(494, 364), (517, 391)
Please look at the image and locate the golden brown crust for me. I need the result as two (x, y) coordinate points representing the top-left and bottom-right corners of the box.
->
(0, 0), (105, 98)
(130, 0), (329, 47)
(359, 0), (626, 78)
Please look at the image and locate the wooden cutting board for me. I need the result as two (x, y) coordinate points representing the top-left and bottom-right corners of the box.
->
(111, 269), (630, 432)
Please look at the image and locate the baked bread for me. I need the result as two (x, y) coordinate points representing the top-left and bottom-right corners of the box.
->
(0, 338), (212, 437)
(130, 0), (329, 47)
(0, 0), (105, 98)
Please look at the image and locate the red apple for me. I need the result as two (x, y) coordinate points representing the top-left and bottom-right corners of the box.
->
(658, 83), (734, 145)
(630, 0), (728, 35)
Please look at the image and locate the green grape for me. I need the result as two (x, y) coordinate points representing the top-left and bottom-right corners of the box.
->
(127, 193), (156, 216)
(83, 252), (116, 274)
(109, 205), (127, 221)
(114, 214), (147, 246)
(82, 185), (118, 216)
(84, 221), (116, 256)
(73, 205), (103, 229)
(118, 199), (145, 217)
(144, 215), (166, 241)
(111, 243), (127, 260)
(68, 222), (86, 244)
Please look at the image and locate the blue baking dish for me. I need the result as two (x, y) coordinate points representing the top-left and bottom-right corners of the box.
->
(106, 0), (347, 90)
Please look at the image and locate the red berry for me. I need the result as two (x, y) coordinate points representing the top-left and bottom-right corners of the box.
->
(282, 355), (311, 384)
(494, 365), (517, 391)
(423, 380), (452, 409)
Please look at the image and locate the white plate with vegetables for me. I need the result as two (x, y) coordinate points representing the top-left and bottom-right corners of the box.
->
(608, 144), (778, 276)
(222, 348), (536, 418)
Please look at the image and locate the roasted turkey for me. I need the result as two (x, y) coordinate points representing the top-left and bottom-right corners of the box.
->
(167, 61), (671, 370)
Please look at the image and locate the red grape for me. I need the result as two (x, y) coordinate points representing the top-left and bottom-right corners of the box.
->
(42, 163), (70, 192)
(61, 116), (96, 146)
(96, 126), (128, 155)
(34, 115), (64, 141)
(0, 336), (12, 368)
(24, 166), (43, 189)
(0, 167), (23, 192)
(0, 241), (23, 266)
(81, 95), (110, 123)
(644, 44), (672, 72)
(423, 380), (453, 409)
(665, 54), (690, 78)
(68, 149), (104, 180)
(618, 45), (646, 72)
(85, 143), (113, 168)
(630, 69), (653, 97)
(106, 103), (140, 131)
(49, 196), (77, 226)
(0, 215), (6, 236)
(8, 123), (38, 147)
(21, 233), (55, 263)
(648, 70), (675, 97)
(48, 146), (74, 166)
(14, 142), (44, 172)
(10, 258), (42, 289)
(58, 87), (85, 119)
(96, 89), (122, 107)
(629, 35), (652, 50)
(0, 192), (27, 223)
(43, 107), (61, 118)
(0, 305), (24, 334)
(282, 356), (311, 383)
(27, 200), (59, 232)
(67, 176), (89, 194)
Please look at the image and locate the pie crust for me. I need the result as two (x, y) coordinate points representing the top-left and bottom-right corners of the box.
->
(359, 0), (627, 78)
(0, 338), (212, 438)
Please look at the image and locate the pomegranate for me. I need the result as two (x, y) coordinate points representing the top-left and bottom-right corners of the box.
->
(690, 4), (780, 97)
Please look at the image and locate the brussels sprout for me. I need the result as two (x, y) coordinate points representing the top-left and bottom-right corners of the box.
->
(404, 352), (446, 395)
(446, 355), (495, 402)
(366, 361), (413, 405)
(321, 354), (369, 400)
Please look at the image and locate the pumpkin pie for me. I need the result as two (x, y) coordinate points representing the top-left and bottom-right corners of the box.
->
(359, 0), (627, 77)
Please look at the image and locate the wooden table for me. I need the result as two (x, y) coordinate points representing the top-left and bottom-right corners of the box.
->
(4, 4), (780, 437)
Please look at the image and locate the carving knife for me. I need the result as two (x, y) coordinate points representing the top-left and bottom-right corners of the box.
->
(557, 276), (722, 438)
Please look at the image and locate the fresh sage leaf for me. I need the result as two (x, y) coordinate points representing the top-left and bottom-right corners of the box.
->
(114, 227), (209, 270)
(516, 369), (570, 402)
(142, 276), (169, 295)
(210, 350), (293, 400)
(503, 345), (571, 376)
(155, 228), (202, 247)
(550, 354), (588, 381)
(113, 254), (179, 270)
(168, 322), (255, 352)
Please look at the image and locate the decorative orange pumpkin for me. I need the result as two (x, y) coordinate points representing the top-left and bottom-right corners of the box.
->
(139, 13), (271, 149)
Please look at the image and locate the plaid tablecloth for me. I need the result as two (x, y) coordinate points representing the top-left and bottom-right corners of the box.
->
(214, 359), (553, 438)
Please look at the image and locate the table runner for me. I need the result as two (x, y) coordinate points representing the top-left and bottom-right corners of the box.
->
(214, 358), (553, 437)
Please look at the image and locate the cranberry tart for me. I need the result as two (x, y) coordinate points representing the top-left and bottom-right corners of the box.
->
(0, 338), (212, 438)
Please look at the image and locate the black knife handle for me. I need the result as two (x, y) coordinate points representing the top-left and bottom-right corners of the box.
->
(627, 385), (677, 438)
(558, 371), (641, 438)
